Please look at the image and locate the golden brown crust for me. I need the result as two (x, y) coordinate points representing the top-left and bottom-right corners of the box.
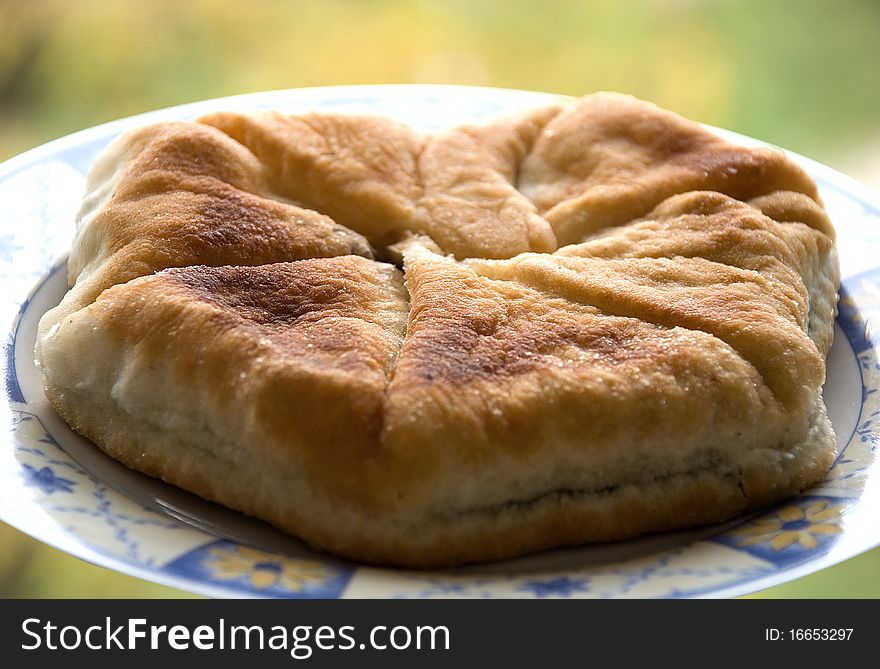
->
(35, 92), (841, 567)
(39, 257), (410, 506)
(56, 121), (373, 330)
(413, 104), (563, 258)
(519, 92), (820, 245)
(38, 238), (835, 567)
(200, 105), (566, 259)
(198, 111), (424, 251)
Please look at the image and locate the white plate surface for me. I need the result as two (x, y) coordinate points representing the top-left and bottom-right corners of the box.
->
(1, 85), (879, 598)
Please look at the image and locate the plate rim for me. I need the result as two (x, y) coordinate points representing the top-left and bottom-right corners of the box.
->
(2, 83), (880, 599)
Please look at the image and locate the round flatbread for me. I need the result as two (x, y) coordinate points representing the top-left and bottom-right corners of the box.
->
(35, 93), (840, 567)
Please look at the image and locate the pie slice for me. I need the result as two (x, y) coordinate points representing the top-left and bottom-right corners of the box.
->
(411, 103), (562, 258)
(518, 92), (820, 245)
(374, 210), (836, 564)
(51, 120), (372, 328)
(36, 256), (410, 559)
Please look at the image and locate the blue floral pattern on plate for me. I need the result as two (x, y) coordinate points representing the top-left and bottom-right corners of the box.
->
(164, 540), (354, 598)
(1, 85), (879, 598)
(517, 577), (591, 598)
(21, 463), (76, 494)
(712, 497), (851, 565)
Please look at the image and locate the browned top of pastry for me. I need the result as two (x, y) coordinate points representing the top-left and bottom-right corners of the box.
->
(34, 92), (841, 567)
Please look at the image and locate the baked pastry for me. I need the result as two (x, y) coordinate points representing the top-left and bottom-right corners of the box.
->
(35, 92), (840, 567)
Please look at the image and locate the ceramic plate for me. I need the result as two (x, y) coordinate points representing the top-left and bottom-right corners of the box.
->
(1, 85), (878, 598)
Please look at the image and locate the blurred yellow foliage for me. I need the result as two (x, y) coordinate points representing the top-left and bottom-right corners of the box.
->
(3, 0), (880, 162)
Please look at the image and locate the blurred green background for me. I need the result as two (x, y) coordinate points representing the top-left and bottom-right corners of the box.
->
(1, 0), (878, 598)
